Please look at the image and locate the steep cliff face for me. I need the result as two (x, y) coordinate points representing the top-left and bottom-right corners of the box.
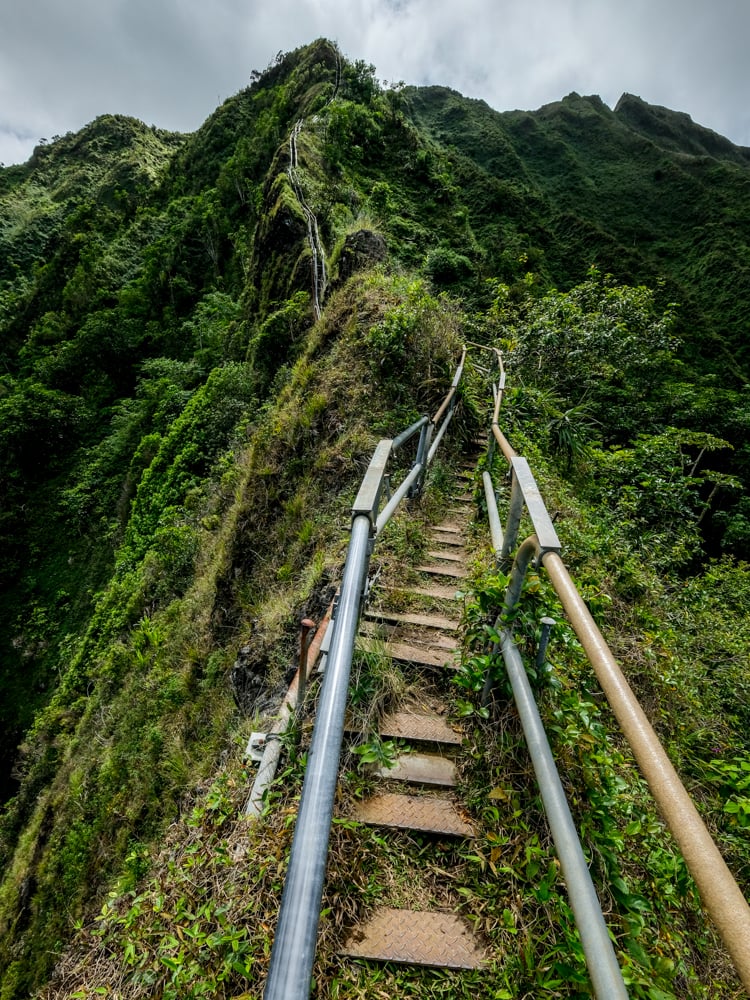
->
(1, 38), (750, 998)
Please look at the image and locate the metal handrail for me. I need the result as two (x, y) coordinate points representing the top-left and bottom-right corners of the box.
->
(263, 349), (466, 1000)
(481, 356), (750, 993)
(483, 535), (629, 998)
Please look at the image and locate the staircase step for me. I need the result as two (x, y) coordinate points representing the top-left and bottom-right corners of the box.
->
(416, 564), (467, 580)
(386, 641), (458, 669)
(426, 549), (466, 564)
(428, 532), (465, 549)
(359, 625), (457, 652)
(376, 753), (457, 787)
(351, 792), (474, 836)
(432, 524), (463, 536)
(365, 609), (459, 631)
(379, 710), (462, 746)
(398, 583), (463, 601)
(341, 908), (487, 969)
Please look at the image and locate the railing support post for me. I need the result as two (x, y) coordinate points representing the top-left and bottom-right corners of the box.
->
(410, 420), (432, 498)
(500, 467), (524, 564)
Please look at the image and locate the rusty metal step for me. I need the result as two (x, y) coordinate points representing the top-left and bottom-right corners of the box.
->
(397, 583), (463, 601)
(376, 753), (457, 787)
(416, 564), (467, 580)
(365, 609), (460, 631)
(426, 549), (466, 564)
(386, 641), (458, 669)
(341, 908), (487, 969)
(428, 532), (465, 549)
(379, 710), (462, 746)
(350, 792), (474, 836)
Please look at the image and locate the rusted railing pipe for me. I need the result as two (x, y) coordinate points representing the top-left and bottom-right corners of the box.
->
(427, 402), (456, 464)
(543, 551), (750, 992)
(245, 604), (333, 819)
(296, 618), (316, 706)
(491, 423), (516, 462)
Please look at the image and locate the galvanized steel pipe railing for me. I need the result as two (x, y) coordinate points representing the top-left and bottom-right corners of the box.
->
(483, 534), (628, 997)
(263, 515), (372, 1000)
(497, 536), (628, 997)
(500, 631), (629, 998)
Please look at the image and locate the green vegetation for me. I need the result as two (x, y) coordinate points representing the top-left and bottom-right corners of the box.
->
(0, 35), (749, 999)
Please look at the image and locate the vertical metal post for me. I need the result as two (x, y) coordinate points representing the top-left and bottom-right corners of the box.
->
(500, 467), (524, 563)
(296, 618), (316, 707)
(535, 616), (556, 670)
(481, 536), (538, 706)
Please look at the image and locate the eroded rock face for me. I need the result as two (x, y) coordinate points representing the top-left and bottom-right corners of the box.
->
(337, 229), (387, 283)
(230, 644), (266, 714)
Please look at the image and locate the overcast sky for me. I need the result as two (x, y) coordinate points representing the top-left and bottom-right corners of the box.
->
(1, 0), (749, 166)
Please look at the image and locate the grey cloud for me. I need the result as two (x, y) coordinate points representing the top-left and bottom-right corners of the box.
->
(1, 0), (748, 166)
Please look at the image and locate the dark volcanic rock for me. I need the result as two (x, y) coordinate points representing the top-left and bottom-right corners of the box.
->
(337, 229), (387, 283)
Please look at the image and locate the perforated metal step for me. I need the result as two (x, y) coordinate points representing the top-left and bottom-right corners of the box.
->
(351, 792), (474, 837)
(341, 908), (487, 969)
(379, 710), (462, 746)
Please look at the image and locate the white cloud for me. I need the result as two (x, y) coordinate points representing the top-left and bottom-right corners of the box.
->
(0, 0), (748, 166)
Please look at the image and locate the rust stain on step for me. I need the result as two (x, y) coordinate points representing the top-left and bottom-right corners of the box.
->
(379, 710), (462, 746)
(365, 609), (460, 631)
(350, 792), (475, 837)
(341, 908), (487, 969)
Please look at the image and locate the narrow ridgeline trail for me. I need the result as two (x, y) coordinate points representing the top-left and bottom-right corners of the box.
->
(327, 451), (492, 986)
